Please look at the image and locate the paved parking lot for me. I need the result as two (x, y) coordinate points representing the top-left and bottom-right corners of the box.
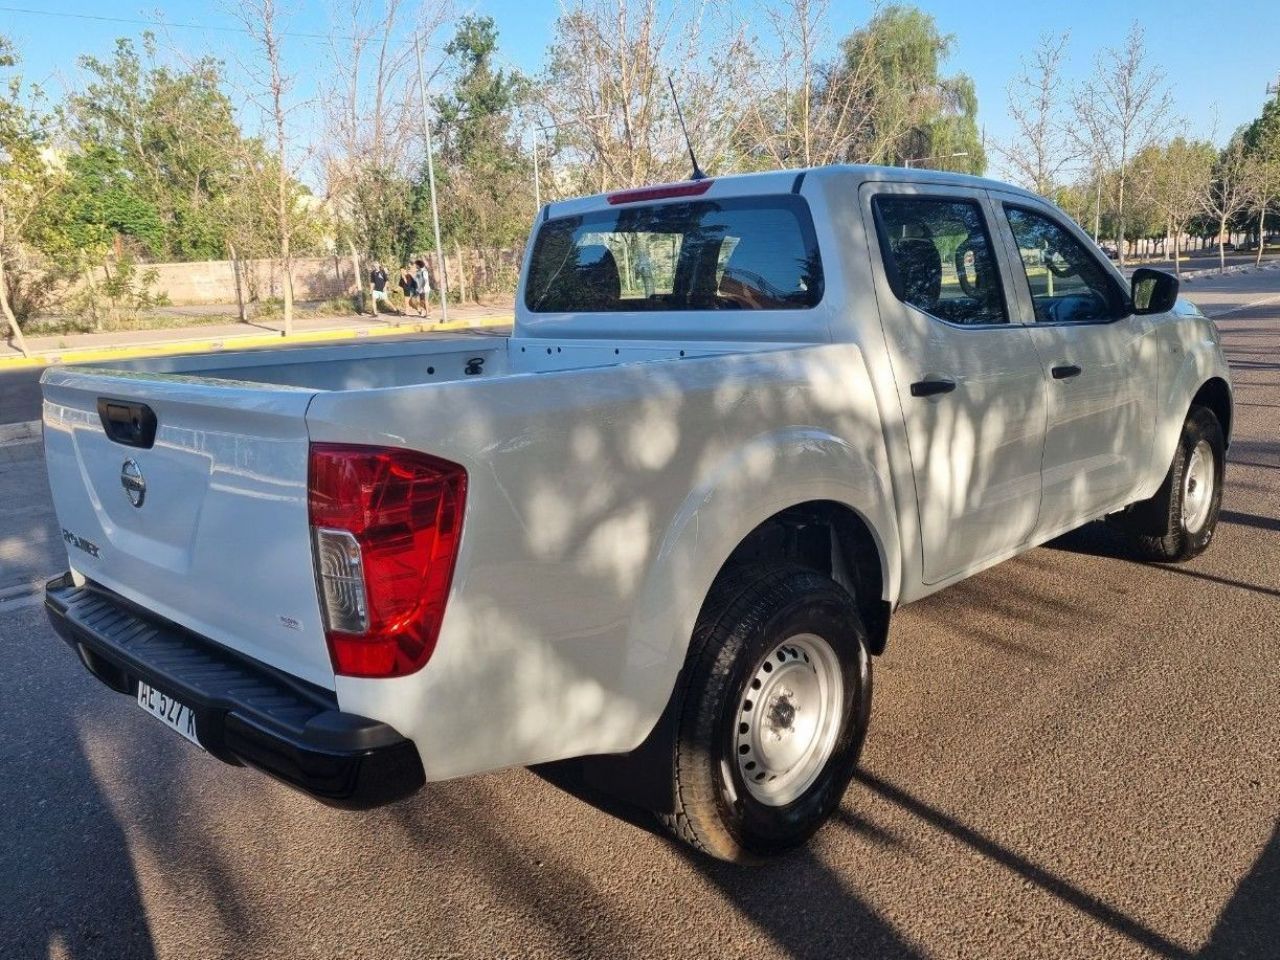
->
(1, 272), (1277, 959)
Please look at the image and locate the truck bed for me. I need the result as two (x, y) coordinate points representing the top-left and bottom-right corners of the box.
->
(103, 333), (800, 391)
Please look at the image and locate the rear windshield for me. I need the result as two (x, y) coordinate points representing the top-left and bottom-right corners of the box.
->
(524, 195), (824, 313)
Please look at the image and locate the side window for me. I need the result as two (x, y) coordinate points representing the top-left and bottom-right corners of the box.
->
(1004, 206), (1128, 324)
(874, 196), (1008, 326)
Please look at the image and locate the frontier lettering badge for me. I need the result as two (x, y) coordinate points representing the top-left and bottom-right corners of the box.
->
(63, 528), (101, 559)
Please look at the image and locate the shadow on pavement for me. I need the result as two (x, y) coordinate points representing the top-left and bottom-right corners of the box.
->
(855, 771), (1195, 960)
(1047, 522), (1280, 600)
(0, 651), (157, 959)
(533, 761), (923, 959)
(1217, 509), (1280, 534)
(1197, 817), (1280, 958)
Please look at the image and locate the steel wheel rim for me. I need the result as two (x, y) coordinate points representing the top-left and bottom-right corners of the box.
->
(1182, 439), (1214, 534)
(733, 633), (844, 807)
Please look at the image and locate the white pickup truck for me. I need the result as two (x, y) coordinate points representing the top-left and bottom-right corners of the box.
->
(42, 165), (1231, 862)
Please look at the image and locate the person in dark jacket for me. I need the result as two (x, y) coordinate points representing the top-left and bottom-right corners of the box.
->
(398, 265), (417, 312)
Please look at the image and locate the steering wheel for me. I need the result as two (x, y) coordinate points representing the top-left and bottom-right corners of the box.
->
(1043, 244), (1075, 278)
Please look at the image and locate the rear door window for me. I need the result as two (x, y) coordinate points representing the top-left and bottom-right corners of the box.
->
(524, 195), (824, 313)
(873, 195), (1009, 326)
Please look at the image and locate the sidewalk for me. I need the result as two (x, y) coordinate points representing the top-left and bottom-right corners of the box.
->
(1, 302), (514, 368)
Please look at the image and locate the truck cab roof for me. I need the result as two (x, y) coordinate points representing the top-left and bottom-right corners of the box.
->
(539, 164), (1043, 221)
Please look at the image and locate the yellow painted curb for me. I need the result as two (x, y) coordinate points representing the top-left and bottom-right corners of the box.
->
(0, 315), (513, 370)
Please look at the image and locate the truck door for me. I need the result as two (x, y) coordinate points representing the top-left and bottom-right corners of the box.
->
(989, 196), (1158, 533)
(861, 184), (1047, 585)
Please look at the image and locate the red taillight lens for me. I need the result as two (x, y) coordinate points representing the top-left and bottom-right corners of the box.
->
(308, 443), (467, 678)
(606, 180), (713, 205)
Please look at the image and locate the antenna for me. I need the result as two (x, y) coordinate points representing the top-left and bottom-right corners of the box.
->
(667, 74), (707, 181)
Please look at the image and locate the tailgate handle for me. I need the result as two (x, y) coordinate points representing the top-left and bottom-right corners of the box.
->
(97, 398), (158, 449)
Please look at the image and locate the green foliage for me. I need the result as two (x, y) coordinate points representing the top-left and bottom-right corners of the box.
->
(840, 5), (986, 173)
(32, 146), (166, 260)
(69, 35), (307, 262)
(0, 35), (65, 325)
(1242, 96), (1280, 161)
(66, 254), (168, 330)
(416, 16), (530, 296)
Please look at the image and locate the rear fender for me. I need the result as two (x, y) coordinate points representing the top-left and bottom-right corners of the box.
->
(625, 427), (899, 735)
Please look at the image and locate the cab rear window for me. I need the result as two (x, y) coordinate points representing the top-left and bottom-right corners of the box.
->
(524, 195), (824, 313)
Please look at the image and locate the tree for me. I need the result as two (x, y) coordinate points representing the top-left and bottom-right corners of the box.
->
(229, 0), (302, 334)
(836, 5), (985, 173)
(428, 15), (530, 297)
(538, 0), (754, 191)
(321, 0), (449, 281)
(1198, 138), (1253, 275)
(1071, 23), (1173, 267)
(735, 0), (883, 169)
(71, 35), (250, 260)
(996, 32), (1073, 195)
(1242, 95), (1280, 265)
(0, 36), (59, 355)
(1133, 137), (1215, 276)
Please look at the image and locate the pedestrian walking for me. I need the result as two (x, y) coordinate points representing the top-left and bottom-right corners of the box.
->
(413, 258), (432, 319)
(398, 266), (417, 313)
(369, 262), (397, 316)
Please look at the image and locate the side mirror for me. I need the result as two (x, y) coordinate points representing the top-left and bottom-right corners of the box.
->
(1131, 267), (1178, 315)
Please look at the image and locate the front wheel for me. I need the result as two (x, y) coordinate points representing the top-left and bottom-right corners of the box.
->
(1112, 405), (1225, 562)
(661, 563), (872, 863)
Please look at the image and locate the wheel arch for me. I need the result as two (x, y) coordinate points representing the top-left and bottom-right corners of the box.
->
(1191, 376), (1232, 447)
(579, 429), (898, 811)
(717, 500), (891, 654)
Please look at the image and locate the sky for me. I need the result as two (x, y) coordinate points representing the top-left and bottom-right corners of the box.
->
(3, 0), (1279, 181)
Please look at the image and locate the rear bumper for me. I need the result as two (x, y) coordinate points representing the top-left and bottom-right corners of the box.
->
(44, 573), (425, 810)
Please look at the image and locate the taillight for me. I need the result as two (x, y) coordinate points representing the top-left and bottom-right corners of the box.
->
(606, 180), (713, 205)
(308, 443), (466, 678)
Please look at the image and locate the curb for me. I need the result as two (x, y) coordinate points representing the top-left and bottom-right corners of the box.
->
(1181, 260), (1280, 283)
(0, 314), (513, 369)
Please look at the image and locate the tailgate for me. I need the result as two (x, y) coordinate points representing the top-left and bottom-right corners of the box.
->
(41, 368), (335, 689)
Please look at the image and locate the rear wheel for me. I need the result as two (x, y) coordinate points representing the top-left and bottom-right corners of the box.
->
(662, 563), (872, 863)
(1112, 406), (1225, 562)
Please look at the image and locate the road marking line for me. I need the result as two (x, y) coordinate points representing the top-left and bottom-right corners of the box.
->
(0, 419), (41, 447)
(1203, 293), (1280, 319)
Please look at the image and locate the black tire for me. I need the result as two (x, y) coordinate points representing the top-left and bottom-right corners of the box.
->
(661, 562), (872, 863)
(1113, 405), (1225, 562)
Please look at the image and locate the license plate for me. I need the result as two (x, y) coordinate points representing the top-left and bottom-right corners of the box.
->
(136, 681), (203, 749)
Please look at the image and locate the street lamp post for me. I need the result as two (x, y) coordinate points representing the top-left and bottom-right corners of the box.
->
(414, 31), (448, 323)
(532, 133), (540, 212)
(904, 151), (970, 169)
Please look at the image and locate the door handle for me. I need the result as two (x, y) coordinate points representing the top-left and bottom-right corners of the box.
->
(1051, 364), (1082, 380)
(910, 378), (957, 398)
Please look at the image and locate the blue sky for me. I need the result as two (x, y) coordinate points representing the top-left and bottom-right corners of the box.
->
(4, 0), (1279, 178)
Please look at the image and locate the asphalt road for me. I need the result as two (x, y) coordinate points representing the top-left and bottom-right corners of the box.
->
(1, 274), (1278, 959)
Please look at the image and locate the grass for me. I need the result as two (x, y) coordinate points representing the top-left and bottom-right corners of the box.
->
(22, 297), (374, 337)
(23, 311), (241, 336)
